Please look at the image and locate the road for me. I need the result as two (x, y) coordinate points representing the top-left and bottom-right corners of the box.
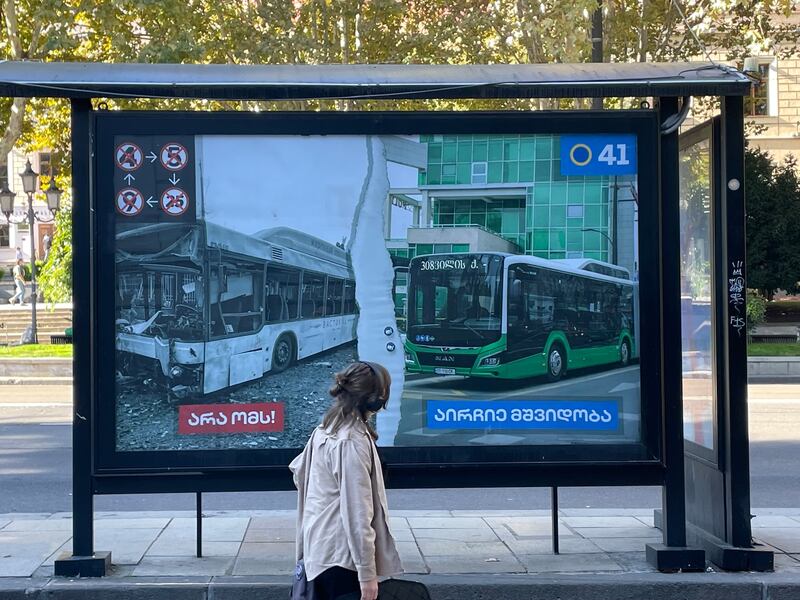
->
(0, 381), (798, 512)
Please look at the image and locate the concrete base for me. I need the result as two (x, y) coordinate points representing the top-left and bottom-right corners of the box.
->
(686, 522), (774, 572)
(646, 543), (706, 572)
(54, 551), (111, 577)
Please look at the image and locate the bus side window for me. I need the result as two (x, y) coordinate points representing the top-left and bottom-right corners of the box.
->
(265, 266), (300, 323)
(343, 280), (356, 314)
(327, 278), (344, 316)
(301, 272), (325, 318)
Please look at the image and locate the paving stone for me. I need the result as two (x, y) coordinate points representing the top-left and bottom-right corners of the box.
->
(396, 541), (428, 575)
(450, 510), (552, 517)
(573, 527), (662, 539)
(389, 528), (414, 542)
(753, 529), (800, 553)
(0, 531), (71, 577)
(486, 516), (573, 538)
(2, 519), (73, 532)
(238, 542), (294, 560)
(406, 517), (487, 529)
(230, 557), (295, 576)
(751, 516), (800, 528)
(147, 537), (241, 558)
(561, 516), (647, 529)
(0, 520), (9, 530)
(774, 554), (800, 572)
(243, 528), (295, 543)
(133, 556), (233, 576)
(392, 510), (453, 517)
(247, 517), (296, 530)
(94, 518), (171, 531)
(95, 510), (196, 519)
(416, 539), (511, 558)
(425, 554), (525, 574)
(558, 508), (654, 517)
(635, 516), (655, 527)
(607, 551), (654, 573)
(0, 513), (51, 521)
(162, 517), (250, 541)
(516, 552), (624, 573)
(502, 536), (603, 555)
(589, 537), (654, 553)
(232, 542), (295, 575)
(413, 528), (499, 543)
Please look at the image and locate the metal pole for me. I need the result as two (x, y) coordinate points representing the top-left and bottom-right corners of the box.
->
(196, 492), (203, 558)
(27, 194), (38, 344)
(591, 2), (603, 110)
(551, 487), (560, 554)
(611, 176), (618, 265)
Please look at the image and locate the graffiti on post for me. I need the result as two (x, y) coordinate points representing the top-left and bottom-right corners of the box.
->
(729, 260), (745, 336)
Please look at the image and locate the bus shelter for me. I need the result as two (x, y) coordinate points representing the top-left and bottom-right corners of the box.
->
(0, 61), (766, 575)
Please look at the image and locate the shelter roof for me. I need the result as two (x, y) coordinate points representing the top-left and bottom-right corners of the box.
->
(0, 61), (750, 100)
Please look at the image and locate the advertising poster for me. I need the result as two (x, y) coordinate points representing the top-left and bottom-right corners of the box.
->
(113, 131), (642, 452)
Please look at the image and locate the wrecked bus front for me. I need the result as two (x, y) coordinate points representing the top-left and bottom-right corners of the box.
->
(116, 223), (206, 396)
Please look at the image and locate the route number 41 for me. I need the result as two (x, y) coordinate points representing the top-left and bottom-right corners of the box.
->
(598, 144), (630, 166)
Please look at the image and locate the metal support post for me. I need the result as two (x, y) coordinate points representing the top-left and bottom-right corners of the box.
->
(551, 487), (559, 555)
(196, 492), (203, 558)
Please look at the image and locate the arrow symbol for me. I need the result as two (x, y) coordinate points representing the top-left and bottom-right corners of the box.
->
(168, 173), (180, 185)
(146, 152), (157, 163)
(123, 173), (135, 185)
(146, 196), (156, 207)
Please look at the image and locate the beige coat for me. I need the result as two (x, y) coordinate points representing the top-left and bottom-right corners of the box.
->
(290, 418), (402, 583)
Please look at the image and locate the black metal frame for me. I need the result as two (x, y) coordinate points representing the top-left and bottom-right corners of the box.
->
(90, 109), (663, 488)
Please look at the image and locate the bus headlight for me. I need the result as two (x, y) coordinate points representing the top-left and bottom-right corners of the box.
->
(405, 351), (416, 364)
(170, 366), (185, 378)
(480, 356), (500, 367)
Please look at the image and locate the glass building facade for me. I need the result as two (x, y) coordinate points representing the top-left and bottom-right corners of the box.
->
(417, 134), (612, 262)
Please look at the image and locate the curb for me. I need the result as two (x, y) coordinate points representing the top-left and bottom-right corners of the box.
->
(1, 574), (799, 600)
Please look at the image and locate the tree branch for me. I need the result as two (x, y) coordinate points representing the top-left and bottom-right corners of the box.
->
(4, 0), (22, 59)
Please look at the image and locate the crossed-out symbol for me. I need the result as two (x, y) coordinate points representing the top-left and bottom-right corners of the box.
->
(116, 188), (144, 217)
(160, 187), (189, 216)
(115, 142), (143, 171)
(160, 142), (188, 171)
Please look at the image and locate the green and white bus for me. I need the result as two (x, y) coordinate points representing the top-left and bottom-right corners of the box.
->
(403, 253), (637, 381)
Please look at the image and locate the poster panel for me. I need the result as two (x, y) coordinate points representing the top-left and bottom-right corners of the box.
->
(110, 127), (644, 455)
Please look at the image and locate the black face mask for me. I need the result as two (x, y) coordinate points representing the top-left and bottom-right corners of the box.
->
(360, 361), (388, 413)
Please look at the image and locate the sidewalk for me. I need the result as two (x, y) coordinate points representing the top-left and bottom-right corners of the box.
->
(1, 509), (799, 597)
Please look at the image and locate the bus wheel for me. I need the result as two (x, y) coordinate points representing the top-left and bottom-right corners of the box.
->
(620, 339), (631, 366)
(546, 344), (566, 382)
(272, 335), (295, 373)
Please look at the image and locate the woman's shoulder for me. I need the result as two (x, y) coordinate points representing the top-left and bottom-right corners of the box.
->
(321, 418), (372, 445)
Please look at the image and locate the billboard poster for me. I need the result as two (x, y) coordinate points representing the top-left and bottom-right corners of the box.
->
(111, 127), (644, 453)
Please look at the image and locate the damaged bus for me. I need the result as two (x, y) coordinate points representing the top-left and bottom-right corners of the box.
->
(404, 253), (638, 381)
(115, 222), (356, 396)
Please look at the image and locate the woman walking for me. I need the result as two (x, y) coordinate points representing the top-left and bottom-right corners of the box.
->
(290, 361), (402, 600)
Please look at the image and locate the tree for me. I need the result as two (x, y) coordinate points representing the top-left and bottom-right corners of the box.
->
(746, 147), (800, 299)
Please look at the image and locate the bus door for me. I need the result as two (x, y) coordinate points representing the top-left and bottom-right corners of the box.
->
(507, 267), (552, 364)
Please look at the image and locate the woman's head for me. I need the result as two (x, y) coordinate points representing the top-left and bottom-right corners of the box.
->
(322, 361), (391, 439)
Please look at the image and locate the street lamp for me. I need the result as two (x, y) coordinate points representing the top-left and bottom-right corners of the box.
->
(581, 227), (616, 264)
(0, 159), (62, 344)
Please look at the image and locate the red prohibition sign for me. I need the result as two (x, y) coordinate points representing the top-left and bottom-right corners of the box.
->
(115, 142), (143, 171)
(116, 188), (145, 217)
(160, 142), (189, 171)
(160, 187), (189, 217)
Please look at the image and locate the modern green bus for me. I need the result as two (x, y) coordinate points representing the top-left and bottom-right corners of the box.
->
(403, 253), (637, 381)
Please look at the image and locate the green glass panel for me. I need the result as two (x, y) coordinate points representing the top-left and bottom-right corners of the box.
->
(453, 244), (470, 252)
(433, 244), (450, 253)
(454, 200), (470, 214)
(501, 210), (521, 234)
(473, 142), (488, 161)
(442, 143), (457, 163)
(488, 140), (503, 161)
(437, 213), (454, 225)
(567, 217), (583, 229)
(602, 205), (609, 225)
(533, 206), (549, 227)
(550, 182), (567, 204)
(456, 163), (471, 184)
(585, 184), (602, 204)
(585, 205), (602, 227)
(526, 209), (533, 228)
(473, 134), (488, 141)
(442, 163), (456, 185)
(568, 184), (584, 203)
(416, 244), (434, 255)
(442, 135), (458, 143)
(457, 142), (472, 163)
(420, 135), (431, 143)
(418, 172), (427, 185)
(583, 231), (601, 251)
(503, 162), (518, 183)
(533, 251), (549, 259)
(534, 160), (551, 182)
(584, 251), (602, 260)
(455, 213), (470, 225)
(550, 205), (566, 228)
(428, 143), (442, 162)
(486, 212), (501, 232)
(470, 199), (484, 211)
(567, 229), (583, 250)
(504, 139), (519, 161)
(520, 139), (535, 161)
(535, 137), (552, 160)
(533, 185), (550, 204)
(427, 165), (441, 185)
(602, 186), (610, 203)
(533, 229), (549, 250)
(487, 162), (502, 183)
(438, 198), (455, 212)
(518, 161), (534, 182)
(553, 159), (566, 181)
(550, 251), (566, 259)
(471, 213), (486, 227)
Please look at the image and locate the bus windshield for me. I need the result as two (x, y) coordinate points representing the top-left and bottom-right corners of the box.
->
(408, 254), (503, 347)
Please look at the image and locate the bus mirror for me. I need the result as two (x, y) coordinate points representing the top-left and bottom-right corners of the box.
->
(511, 278), (522, 301)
